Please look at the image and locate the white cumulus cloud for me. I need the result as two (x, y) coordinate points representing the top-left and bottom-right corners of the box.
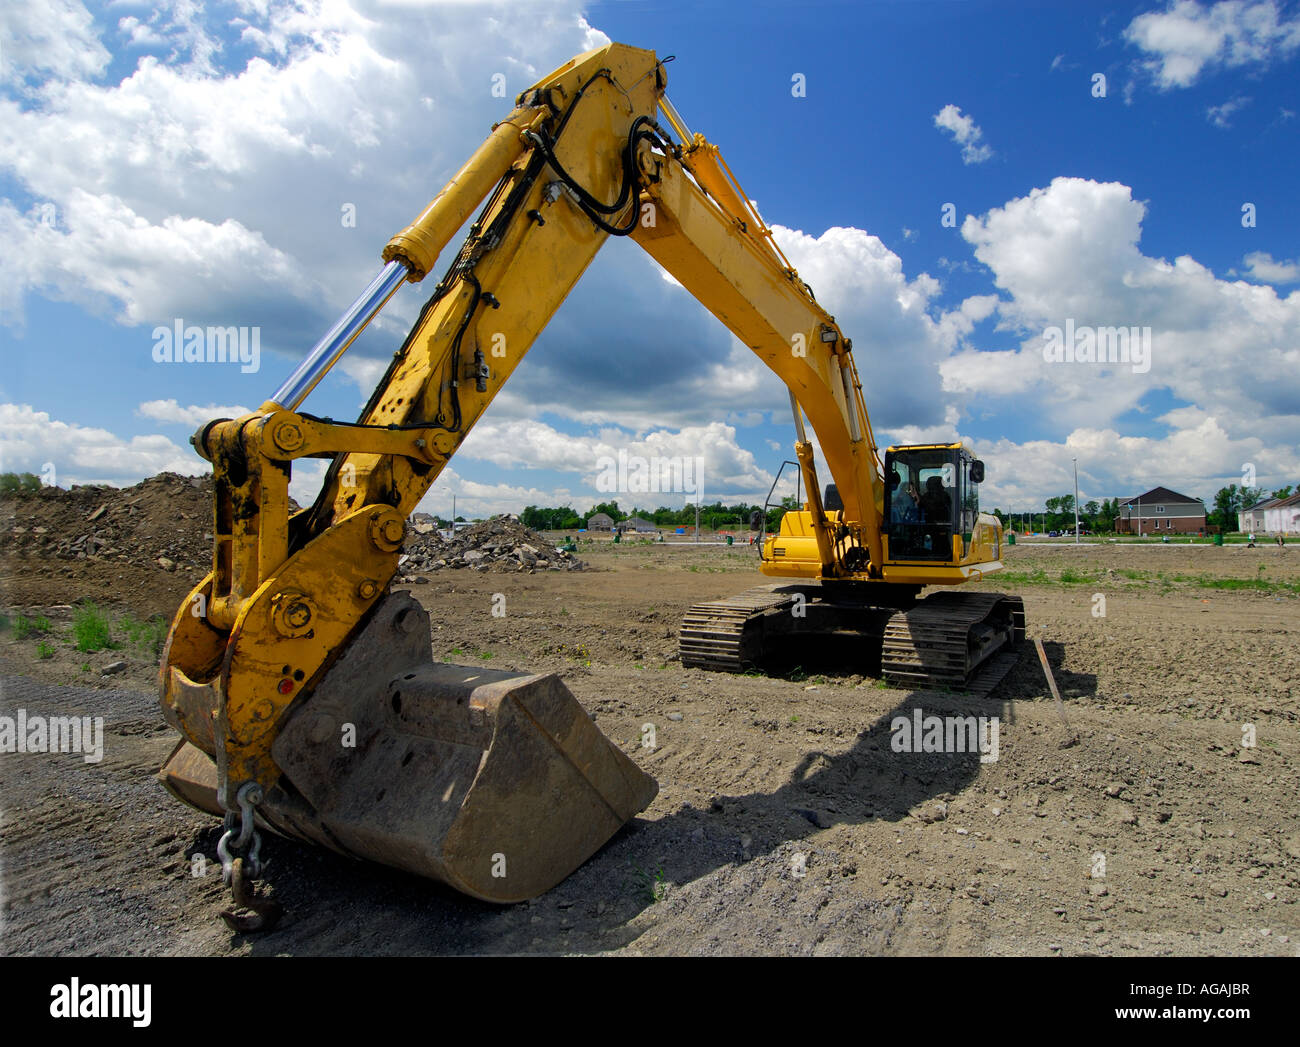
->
(1242, 251), (1300, 283)
(1206, 95), (1251, 126)
(137, 400), (253, 427)
(0, 403), (202, 486)
(948, 177), (1300, 459)
(1125, 0), (1300, 89)
(0, 0), (110, 84)
(933, 104), (993, 164)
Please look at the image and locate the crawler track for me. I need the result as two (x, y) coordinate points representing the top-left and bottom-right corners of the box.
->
(678, 585), (798, 672)
(880, 591), (1025, 690)
(680, 585), (1025, 693)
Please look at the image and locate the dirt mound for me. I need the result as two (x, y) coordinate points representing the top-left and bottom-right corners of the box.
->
(399, 514), (584, 577)
(0, 472), (215, 574)
(0, 473), (579, 613)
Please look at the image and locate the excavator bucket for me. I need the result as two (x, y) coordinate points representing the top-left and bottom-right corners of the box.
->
(160, 592), (656, 903)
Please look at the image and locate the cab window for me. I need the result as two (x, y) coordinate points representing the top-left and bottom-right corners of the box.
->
(885, 450), (957, 561)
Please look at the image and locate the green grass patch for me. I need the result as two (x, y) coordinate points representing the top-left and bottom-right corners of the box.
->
(628, 862), (668, 904)
(1058, 568), (1097, 584)
(36, 640), (55, 660)
(994, 563), (1299, 595)
(1181, 575), (1300, 595)
(72, 603), (113, 653)
(995, 567), (1050, 585)
(13, 614), (52, 639)
(118, 613), (168, 661)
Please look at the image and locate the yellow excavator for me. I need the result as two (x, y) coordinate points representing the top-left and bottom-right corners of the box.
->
(157, 42), (1023, 927)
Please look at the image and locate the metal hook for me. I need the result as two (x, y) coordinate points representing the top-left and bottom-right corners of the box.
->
(219, 857), (283, 934)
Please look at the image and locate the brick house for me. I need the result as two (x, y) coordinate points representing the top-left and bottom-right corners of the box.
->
(1116, 487), (1206, 535)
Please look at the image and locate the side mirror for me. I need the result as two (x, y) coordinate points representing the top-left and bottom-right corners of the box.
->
(970, 460), (985, 484)
(888, 470), (901, 489)
(749, 510), (763, 530)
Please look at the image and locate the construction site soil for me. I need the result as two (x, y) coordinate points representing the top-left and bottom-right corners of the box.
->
(2, 478), (1298, 955)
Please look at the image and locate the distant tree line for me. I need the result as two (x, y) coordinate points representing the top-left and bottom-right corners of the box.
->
(1208, 483), (1295, 532)
(991, 483), (1297, 535)
(0, 472), (43, 495)
(990, 495), (1120, 534)
(520, 499), (784, 533)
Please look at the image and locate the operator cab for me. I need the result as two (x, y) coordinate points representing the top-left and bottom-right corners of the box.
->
(884, 444), (984, 562)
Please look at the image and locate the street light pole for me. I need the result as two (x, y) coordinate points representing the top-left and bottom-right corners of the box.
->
(1072, 457), (1081, 544)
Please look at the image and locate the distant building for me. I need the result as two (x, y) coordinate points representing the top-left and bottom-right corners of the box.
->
(621, 516), (657, 533)
(586, 512), (614, 531)
(1265, 494), (1300, 534)
(1240, 494), (1300, 535)
(1116, 487), (1206, 534)
(1240, 497), (1278, 533)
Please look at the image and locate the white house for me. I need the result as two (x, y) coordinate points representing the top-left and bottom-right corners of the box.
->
(1239, 498), (1276, 533)
(1240, 494), (1300, 534)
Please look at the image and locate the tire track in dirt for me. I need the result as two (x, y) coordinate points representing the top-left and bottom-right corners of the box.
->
(0, 672), (212, 955)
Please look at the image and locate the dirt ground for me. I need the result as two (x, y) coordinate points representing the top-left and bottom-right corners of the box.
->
(2, 530), (1299, 955)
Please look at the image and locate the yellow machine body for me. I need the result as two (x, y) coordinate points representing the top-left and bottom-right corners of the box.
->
(158, 42), (1008, 904)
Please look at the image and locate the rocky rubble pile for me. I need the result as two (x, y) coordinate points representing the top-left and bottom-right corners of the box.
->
(1, 474), (578, 584)
(0, 472), (216, 574)
(397, 515), (584, 578)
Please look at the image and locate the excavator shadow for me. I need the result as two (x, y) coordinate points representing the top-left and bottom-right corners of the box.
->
(608, 641), (1095, 890)
(754, 632), (887, 678)
(214, 642), (1094, 953)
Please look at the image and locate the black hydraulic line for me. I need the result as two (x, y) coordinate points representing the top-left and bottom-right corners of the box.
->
(526, 114), (672, 236)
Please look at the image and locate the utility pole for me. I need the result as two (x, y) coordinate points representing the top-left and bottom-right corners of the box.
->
(694, 500), (700, 543)
(1072, 457), (1081, 544)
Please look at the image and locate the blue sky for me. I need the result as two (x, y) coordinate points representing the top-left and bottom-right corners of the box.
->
(1, 0), (1297, 518)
